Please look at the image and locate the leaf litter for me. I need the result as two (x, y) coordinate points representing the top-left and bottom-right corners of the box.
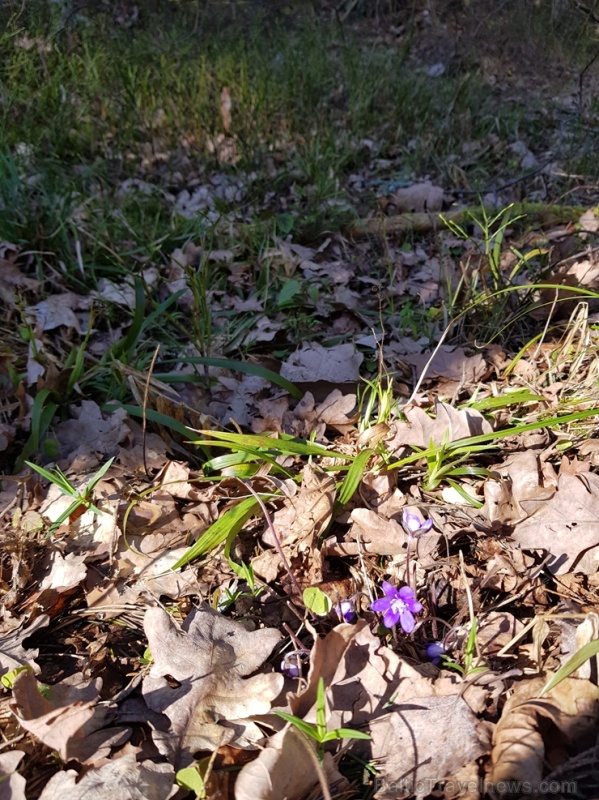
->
(3, 7), (599, 800)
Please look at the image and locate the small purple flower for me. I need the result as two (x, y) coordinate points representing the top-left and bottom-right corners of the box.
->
(426, 641), (446, 665)
(370, 582), (423, 633)
(402, 507), (433, 536)
(280, 652), (302, 679)
(336, 599), (357, 624)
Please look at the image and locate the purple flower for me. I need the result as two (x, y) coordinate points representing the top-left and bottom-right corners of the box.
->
(336, 599), (357, 624)
(370, 582), (423, 633)
(280, 652), (301, 679)
(402, 508), (433, 536)
(426, 641), (446, 665)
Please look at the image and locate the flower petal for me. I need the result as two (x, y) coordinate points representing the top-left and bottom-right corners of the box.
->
(398, 608), (415, 633)
(420, 518), (434, 533)
(381, 581), (399, 598)
(383, 606), (401, 628)
(398, 586), (416, 602)
(402, 509), (421, 533)
(371, 598), (391, 613)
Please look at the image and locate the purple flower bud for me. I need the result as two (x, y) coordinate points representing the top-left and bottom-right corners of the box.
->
(370, 582), (423, 633)
(280, 652), (301, 679)
(402, 507), (434, 536)
(336, 599), (357, 624)
(426, 641), (446, 665)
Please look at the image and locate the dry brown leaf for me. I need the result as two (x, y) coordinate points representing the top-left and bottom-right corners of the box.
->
(53, 401), (129, 461)
(477, 612), (524, 655)
(142, 606), (284, 766)
(36, 754), (175, 800)
(370, 695), (486, 799)
(389, 400), (492, 451)
(490, 677), (599, 795)
(10, 670), (129, 763)
(280, 342), (363, 384)
(234, 726), (348, 800)
(25, 292), (90, 333)
(0, 750), (26, 800)
(511, 471), (599, 574)
(0, 614), (48, 676)
(401, 346), (488, 385)
(260, 463), (335, 588)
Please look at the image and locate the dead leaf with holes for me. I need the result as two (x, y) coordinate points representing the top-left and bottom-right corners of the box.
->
(141, 606), (284, 767)
(511, 471), (599, 574)
(10, 670), (129, 763)
(37, 753), (175, 800)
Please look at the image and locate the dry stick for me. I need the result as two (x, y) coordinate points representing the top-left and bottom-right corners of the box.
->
(404, 320), (453, 407)
(239, 480), (313, 618)
(142, 344), (161, 479)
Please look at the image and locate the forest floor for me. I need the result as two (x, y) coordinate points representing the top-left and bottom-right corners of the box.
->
(2, 2), (599, 798)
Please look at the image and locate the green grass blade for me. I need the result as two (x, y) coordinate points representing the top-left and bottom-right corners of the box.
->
(463, 389), (545, 411)
(194, 430), (350, 459)
(111, 277), (145, 359)
(86, 457), (115, 491)
(102, 403), (199, 441)
(157, 356), (302, 399)
(170, 497), (261, 569)
(274, 712), (320, 742)
(540, 640), (599, 696)
(25, 461), (75, 494)
(337, 448), (372, 507)
(387, 408), (599, 470)
(323, 728), (371, 742)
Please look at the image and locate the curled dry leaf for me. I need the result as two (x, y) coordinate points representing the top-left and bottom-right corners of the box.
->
(10, 670), (129, 763)
(234, 726), (348, 800)
(490, 676), (599, 796)
(0, 750), (26, 800)
(37, 754), (175, 800)
(142, 606), (284, 766)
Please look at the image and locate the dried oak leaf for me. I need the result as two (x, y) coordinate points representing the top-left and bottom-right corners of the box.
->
(10, 671), (129, 763)
(37, 754), (175, 800)
(511, 471), (599, 574)
(142, 606), (284, 766)
(0, 751), (26, 800)
(234, 726), (348, 800)
(388, 400), (492, 452)
(490, 677), (599, 796)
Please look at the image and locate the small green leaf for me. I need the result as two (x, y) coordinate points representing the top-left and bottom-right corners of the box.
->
(1, 665), (32, 689)
(277, 279), (301, 307)
(323, 727), (371, 742)
(303, 587), (332, 617)
(176, 765), (206, 797)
